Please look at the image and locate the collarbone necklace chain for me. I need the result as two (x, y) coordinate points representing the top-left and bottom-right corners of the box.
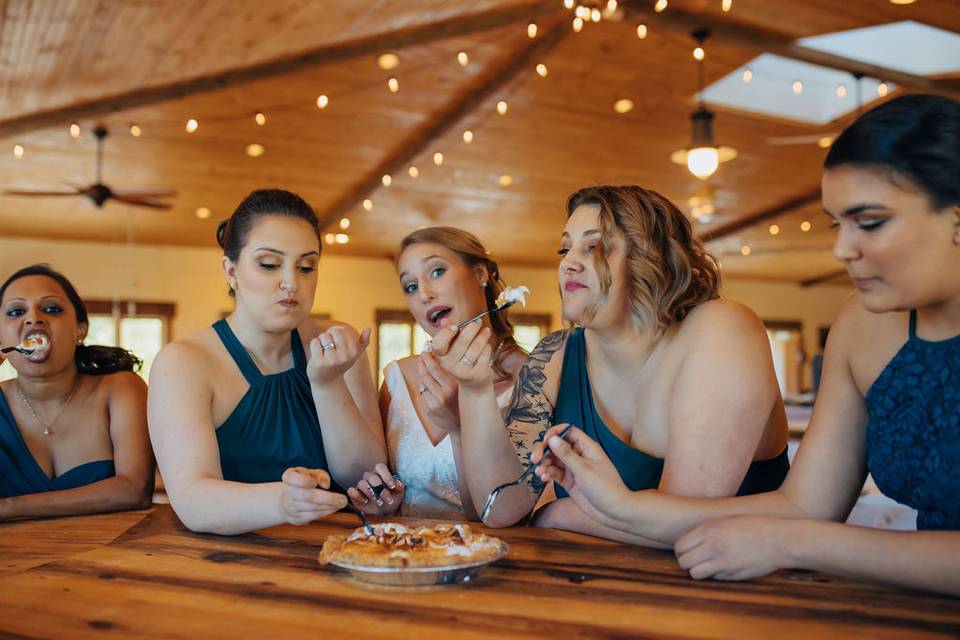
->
(17, 379), (80, 436)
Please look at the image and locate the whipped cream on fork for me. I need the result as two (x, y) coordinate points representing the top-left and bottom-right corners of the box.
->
(495, 285), (530, 308)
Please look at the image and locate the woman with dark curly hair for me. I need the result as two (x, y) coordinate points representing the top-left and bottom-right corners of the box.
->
(532, 94), (960, 596)
(0, 264), (154, 519)
(431, 185), (789, 539)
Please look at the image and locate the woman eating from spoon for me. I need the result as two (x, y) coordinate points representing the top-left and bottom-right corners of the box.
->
(346, 227), (527, 520)
(0, 264), (153, 519)
(532, 94), (960, 596)
(148, 189), (385, 535)
(432, 185), (789, 542)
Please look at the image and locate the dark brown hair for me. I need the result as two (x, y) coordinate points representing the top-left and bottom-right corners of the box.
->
(566, 185), (721, 336)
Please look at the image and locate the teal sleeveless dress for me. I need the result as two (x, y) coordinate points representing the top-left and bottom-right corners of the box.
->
(213, 319), (337, 488)
(0, 390), (114, 498)
(865, 310), (959, 530)
(553, 328), (789, 498)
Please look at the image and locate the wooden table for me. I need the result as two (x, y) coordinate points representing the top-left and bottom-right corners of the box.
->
(1, 505), (958, 638)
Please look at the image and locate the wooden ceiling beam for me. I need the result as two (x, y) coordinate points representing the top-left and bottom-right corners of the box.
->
(700, 187), (821, 242)
(801, 269), (848, 287)
(0, 1), (564, 140)
(317, 20), (568, 229)
(621, 1), (960, 95)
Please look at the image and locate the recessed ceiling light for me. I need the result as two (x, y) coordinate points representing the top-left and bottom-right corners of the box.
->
(740, 245), (751, 256)
(462, 130), (474, 144)
(800, 220), (812, 231)
(457, 51), (469, 66)
(69, 123), (80, 139)
(254, 112), (266, 126)
(129, 124), (142, 137)
(195, 207), (211, 219)
(536, 63), (548, 77)
(316, 94), (329, 109)
(377, 53), (399, 70)
(246, 143), (265, 157)
(498, 174), (513, 186)
(185, 118), (198, 133)
(614, 98), (634, 114)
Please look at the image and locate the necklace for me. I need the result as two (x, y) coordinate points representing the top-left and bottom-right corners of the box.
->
(16, 380), (80, 436)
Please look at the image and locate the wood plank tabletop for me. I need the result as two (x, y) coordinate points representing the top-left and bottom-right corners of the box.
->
(0, 505), (958, 639)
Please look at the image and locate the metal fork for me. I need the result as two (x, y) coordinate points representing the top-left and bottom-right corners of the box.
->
(452, 299), (517, 331)
(1, 345), (33, 354)
(348, 503), (375, 536)
(480, 424), (574, 521)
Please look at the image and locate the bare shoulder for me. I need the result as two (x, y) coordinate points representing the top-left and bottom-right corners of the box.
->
(826, 292), (909, 385)
(99, 370), (147, 397)
(679, 298), (766, 344)
(150, 327), (220, 383)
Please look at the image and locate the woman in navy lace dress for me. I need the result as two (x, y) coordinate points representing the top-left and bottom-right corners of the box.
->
(532, 94), (960, 596)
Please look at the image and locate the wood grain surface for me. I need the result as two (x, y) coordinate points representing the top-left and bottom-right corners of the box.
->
(0, 505), (958, 638)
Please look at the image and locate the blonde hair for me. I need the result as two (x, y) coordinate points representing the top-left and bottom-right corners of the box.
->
(399, 227), (522, 380)
(566, 185), (721, 336)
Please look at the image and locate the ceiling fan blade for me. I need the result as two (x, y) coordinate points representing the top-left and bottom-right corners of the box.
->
(3, 188), (83, 197)
(111, 188), (177, 198)
(766, 133), (838, 146)
(111, 194), (172, 209)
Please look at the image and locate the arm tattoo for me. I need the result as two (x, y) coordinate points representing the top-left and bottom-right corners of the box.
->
(504, 330), (567, 491)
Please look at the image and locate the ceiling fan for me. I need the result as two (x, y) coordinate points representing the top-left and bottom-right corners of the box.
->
(3, 125), (176, 209)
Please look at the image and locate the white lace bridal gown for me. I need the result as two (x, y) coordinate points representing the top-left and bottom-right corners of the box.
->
(383, 360), (513, 519)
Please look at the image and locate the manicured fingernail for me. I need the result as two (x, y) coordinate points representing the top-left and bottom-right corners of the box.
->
(376, 498), (384, 507)
(385, 495), (394, 505)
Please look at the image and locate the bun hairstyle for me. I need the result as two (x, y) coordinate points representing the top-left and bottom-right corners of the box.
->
(400, 227), (523, 381)
(0, 264), (142, 375)
(217, 189), (322, 295)
(825, 94), (960, 210)
(566, 185), (721, 337)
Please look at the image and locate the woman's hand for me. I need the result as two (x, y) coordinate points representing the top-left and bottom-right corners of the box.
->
(280, 467), (348, 526)
(533, 425), (633, 529)
(307, 326), (371, 386)
(346, 463), (403, 515)
(429, 321), (494, 391)
(675, 515), (795, 581)
(414, 352), (460, 433)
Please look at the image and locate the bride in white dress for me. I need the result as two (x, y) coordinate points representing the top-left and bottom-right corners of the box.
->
(347, 227), (526, 519)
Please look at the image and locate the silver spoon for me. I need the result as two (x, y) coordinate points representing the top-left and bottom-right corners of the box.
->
(480, 424), (574, 522)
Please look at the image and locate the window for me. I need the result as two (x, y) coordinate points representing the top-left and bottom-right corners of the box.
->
(764, 320), (806, 398)
(374, 309), (552, 386)
(85, 301), (175, 381)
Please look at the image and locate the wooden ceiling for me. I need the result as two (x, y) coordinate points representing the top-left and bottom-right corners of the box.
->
(2, 0), (959, 284)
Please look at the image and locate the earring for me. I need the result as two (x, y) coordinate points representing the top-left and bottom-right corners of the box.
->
(481, 281), (488, 288)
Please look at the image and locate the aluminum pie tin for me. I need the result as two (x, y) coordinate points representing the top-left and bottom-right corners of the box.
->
(328, 539), (509, 587)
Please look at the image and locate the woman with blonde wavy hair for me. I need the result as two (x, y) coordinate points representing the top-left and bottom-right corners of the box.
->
(346, 227), (526, 520)
(430, 185), (789, 543)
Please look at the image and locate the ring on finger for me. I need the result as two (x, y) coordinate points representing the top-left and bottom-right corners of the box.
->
(321, 341), (336, 352)
(418, 385), (427, 395)
(461, 356), (476, 365)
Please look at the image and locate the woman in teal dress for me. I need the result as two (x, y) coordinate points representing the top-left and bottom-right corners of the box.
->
(148, 189), (385, 535)
(431, 185), (789, 544)
(0, 264), (153, 519)
(533, 94), (960, 596)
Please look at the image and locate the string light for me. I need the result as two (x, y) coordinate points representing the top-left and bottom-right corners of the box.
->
(769, 224), (780, 235)
(335, 233), (349, 244)
(740, 245), (751, 256)
(527, 22), (538, 38)
(245, 143), (265, 157)
(362, 198), (373, 211)
(433, 151), (444, 166)
(462, 129), (474, 144)
(498, 174), (513, 186)
(496, 100), (508, 115)
(591, 8), (602, 21)
(575, 5), (589, 19)
(388, 77), (399, 93)
(693, 46), (705, 61)
(382, 174), (392, 186)
(564, 0), (575, 7)
(637, 24), (648, 39)
(836, 84), (847, 98)
(722, 0), (732, 11)
(572, 17), (584, 32)
(254, 112), (266, 126)
(457, 51), (469, 66)
(185, 118), (199, 133)
(195, 207), (211, 220)
(129, 124), (142, 137)
(654, 0), (668, 12)
(339, 217), (351, 230)
(742, 68), (753, 83)
(13, 144), (24, 159)
(377, 53), (399, 70)
(792, 80), (803, 95)
(878, 82), (889, 97)
(69, 123), (80, 139)
(536, 63), (548, 77)
(800, 221), (812, 232)
(316, 94), (329, 109)
(408, 165), (419, 178)
(818, 136), (834, 149)
(606, 0), (619, 11)
(324, 233), (336, 245)
(614, 99), (634, 114)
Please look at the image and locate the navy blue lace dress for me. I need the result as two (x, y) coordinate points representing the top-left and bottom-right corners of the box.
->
(865, 310), (960, 530)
